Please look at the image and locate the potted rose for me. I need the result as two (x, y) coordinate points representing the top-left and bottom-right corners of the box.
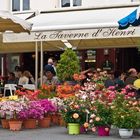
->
(89, 100), (112, 136)
(111, 94), (140, 138)
(60, 97), (87, 134)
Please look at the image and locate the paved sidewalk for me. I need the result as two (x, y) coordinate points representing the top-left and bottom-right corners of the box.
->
(0, 126), (139, 140)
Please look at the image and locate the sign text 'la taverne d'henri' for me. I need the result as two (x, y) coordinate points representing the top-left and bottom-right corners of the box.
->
(3, 27), (140, 43)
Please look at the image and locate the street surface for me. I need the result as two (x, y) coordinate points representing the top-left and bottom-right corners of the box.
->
(0, 126), (139, 140)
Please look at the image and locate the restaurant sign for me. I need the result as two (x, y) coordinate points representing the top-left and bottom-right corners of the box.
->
(3, 27), (140, 43)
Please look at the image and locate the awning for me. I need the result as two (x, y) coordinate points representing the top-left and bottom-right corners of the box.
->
(14, 12), (35, 20)
(2, 6), (140, 53)
(28, 6), (139, 31)
(118, 6), (140, 29)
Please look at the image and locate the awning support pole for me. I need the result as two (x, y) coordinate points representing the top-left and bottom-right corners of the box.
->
(35, 41), (38, 89)
(40, 41), (43, 86)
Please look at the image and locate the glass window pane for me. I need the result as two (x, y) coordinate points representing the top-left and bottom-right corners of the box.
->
(61, 0), (70, 7)
(12, 0), (20, 11)
(73, 0), (81, 6)
(23, 0), (30, 10)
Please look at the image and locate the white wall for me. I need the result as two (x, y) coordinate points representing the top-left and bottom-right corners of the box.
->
(0, 0), (139, 12)
(0, 0), (10, 11)
(30, 0), (58, 11)
(82, 0), (134, 7)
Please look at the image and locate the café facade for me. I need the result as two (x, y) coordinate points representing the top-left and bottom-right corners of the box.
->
(2, 4), (140, 76)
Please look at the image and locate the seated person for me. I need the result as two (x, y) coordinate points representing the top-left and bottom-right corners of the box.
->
(43, 65), (59, 85)
(7, 72), (18, 84)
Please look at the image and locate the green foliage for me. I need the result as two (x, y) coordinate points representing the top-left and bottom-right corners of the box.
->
(56, 48), (80, 81)
(60, 97), (87, 125)
(89, 101), (112, 127)
(111, 94), (140, 129)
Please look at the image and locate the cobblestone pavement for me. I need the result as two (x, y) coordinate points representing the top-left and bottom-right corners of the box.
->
(0, 126), (139, 140)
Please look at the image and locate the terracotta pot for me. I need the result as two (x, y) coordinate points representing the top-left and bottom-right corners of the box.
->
(38, 117), (51, 128)
(52, 114), (59, 125)
(9, 120), (22, 131)
(1, 119), (9, 129)
(23, 119), (36, 129)
(59, 116), (66, 126)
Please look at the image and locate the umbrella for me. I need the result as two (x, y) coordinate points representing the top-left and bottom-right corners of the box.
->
(118, 6), (140, 29)
(0, 10), (32, 33)
(0, 10), (33, 77)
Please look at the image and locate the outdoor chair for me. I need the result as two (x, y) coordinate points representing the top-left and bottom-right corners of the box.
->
(3, 84), (17, 97)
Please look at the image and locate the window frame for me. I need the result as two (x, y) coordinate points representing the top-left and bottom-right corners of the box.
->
(60, 0), (82, 8)
(11, 0), (30, 12)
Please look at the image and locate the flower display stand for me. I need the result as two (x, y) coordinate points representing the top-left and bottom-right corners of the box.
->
(68, 123), (80, 135)
(97, 126), (110, 136)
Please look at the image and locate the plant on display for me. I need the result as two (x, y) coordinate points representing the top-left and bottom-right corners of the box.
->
(60, 97), (87, 125)
(56, 48), (80, 82)
(111, 94), (140, 129)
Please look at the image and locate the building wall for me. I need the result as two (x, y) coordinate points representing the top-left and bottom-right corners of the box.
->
(0, 0), (10, 10)
(0, 0), (139, 11)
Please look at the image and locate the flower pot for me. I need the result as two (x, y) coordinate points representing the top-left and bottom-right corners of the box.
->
(137, 129), (140, 135)
(23, 119), (36, 129)
(9, 120), (22, 131)
(58, 115), (66, 126)
(1, 119), (9, 129)
(38, 117), (51, 128)
(119, 129), (133, 138)
(52, 114), (59, 125)
(68, 123), (80, 135)
(80, 126), (86, 134)
(98, 126), (110, 136)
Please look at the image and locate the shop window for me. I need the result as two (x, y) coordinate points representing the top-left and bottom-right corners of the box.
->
(61, 0), (81, 7)
(61, 0), (70, 7)
(73, 0), (81, 6)
(12, 0), (30, 12)
(23, 0), (30, 10)
(12, 0), (20, 11)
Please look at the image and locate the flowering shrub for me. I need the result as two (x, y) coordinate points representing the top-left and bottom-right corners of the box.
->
(0, 99), (27, 119)
(56, 83), (81, 98)
(89, 101), (112, 128)
(60, 97), (87, 125)
(38, 99), (57, 116)
(18, 101), (44, 120)
(111, 94), (140, 129)
(15, 88), (40, 100)
(38, 84), (56, 99)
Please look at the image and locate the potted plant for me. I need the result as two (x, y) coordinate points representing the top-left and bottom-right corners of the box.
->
(18, 100), (44, 129)
(38, 99), (57, 127)
(37, 84), (56, 99)
(89, 100), (112, 136)
(111, 94), (140, 138)
(0, 99), (27, 130)
(60, 97), (86, 134)
(56, 48), (80, 83)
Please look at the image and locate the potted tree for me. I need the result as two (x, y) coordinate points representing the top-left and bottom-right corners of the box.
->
(111, 94), (140, 138)
(56, 48), (80, 84)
